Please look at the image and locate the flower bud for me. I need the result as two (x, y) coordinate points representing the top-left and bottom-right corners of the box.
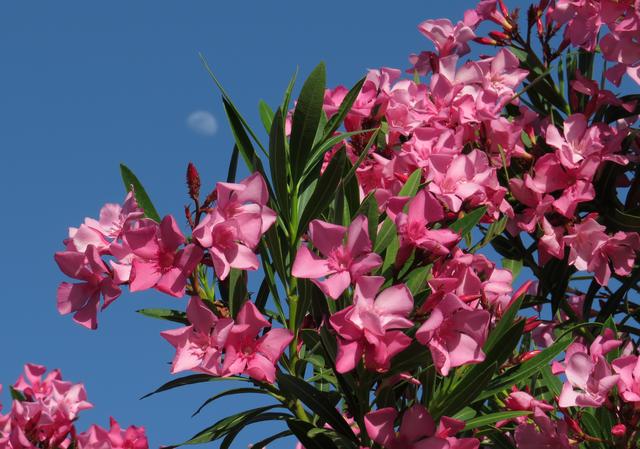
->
(611, 424), (626, 437)
(474, 36), (500, 46)
(186, 162), (201, 201)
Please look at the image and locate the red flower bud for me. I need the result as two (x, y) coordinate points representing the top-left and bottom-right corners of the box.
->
(524, 316), (542, 332)
(489, 31), (511, 42)
(186, 162), (201, 201)
(611, 424), (626, 437)
(518, 350), (541, 362)
(474, 36), (500, 46)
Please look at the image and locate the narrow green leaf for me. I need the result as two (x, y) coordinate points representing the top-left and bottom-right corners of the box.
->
(269, 107), (290, 219)
(249, 430), (293, 449)
(449, 206), (487, 238)
(477, 335), (571, 400)
(287, 419), (341, 449)
(9, 386), (26, 402)
(141, 374), (247, 399)
(120, 164), (161, 222)
(297, 148), (346, 237)
(136, 308), (188, 325)
(258, 100), (275, 134)
(502, 258), (523, 279)
(432, 362), (498, 418)
(277, 373), (357, 441)
(226, 268), (248, 318)
(222, 98), (262, 175)
(226, 145), (240, 183)
(463, 411), (531, 431)
(290, 62), (326, 181)
(192, 388), (270, 417)
(173, 405), (283, 447)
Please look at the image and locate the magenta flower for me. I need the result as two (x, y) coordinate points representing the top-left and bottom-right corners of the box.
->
(514, 410), (577, 449)
(556, 339), (620, 408)
(416, 293), (490, 376)
(418, 18), (476, 57)
(564, 217), (640, 285)
(329, 276), (413, 373)
(391, 189), (459, 261)
(215, 172), (277, 235)
(292, 215), (382, 299)
(612, 355), (640, 404)
(193, 210), (263, 281)
(161, 297), (234, 375)
(365, 405), (479, 449)
(77, 418), (148, 449)
(55, 245), (121, 329)
(124, 215), (203, 297)
(545, 114), (605, 174)
(222, 302), (293, 383)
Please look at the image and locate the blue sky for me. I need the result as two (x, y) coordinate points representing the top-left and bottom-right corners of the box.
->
(0, 1), (533, 448)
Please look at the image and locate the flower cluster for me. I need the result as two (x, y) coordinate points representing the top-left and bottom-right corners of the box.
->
(49, 1), (640, 448)
(0, 364), (148, 449)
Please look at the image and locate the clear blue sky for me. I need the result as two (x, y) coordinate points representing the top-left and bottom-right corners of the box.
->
(0, 1), (531, 448)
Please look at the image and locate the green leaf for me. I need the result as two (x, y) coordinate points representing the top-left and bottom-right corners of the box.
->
(431, 362), (498, 419)
(449, 206), (487, 238)
(290, 62), (326, 181)
(287, 419), (341, 449)
(281, 68), (299, 117)
(258, 100), (275, 134)
(539, 365), (562, 399)
(222, 98), (264, 176)
(140, 374), (248, 399)
(297, 148), (346, 237)
(463, 411), (531, 431)
(171, 405), (283, 447)
(119, 164), (161, 222)
(9, 386), (26, 402)
(405, 265), (431, 295)
(269, 108), (290, 220)
(324, 76), (365, 136)
(136, 308), (188, 325)
(248, 430), (293, 449)
(477, 335), (571, 401)
(484, 293), (524, 353)
(387, 341), (431, 375)
(192, 388), (271, 417)
(226, 269), (248, 318)
(452, 407), (477, 422)
(277, 373), (357, 441)
(226, 145), (240, 183)
(580, 412), (608, 449)
(502, 258), (523, 279)
(254, 277), (271, 312)
(219, 412), (292, 449)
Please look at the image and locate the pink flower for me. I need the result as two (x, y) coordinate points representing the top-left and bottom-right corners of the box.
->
(564, 217), (640, 285)
(77, 418), (148, 449)
(514, 410), (576, 449)
(545, 114), (605, 174)
(214, 172), (277, 235)
(329, 276), (414, 373)
(292, 216), (382, 299)
(193, 210), (263, 281)
(476, 49), (528, 101)
(161, 297), (234, 375)
(556, 337), (620, 408)
(418, 18), (476, 57)
(365, 405), (479, 449)
(390, 190), (459, 261)
(612, 355), (640, 403)
(66, 192), (144, 254)
(55, 245), (121, 329)
(124, 215), (203, 297)
(416, 293), (490, 376)
(8, 365), (93, 449)
(501, 387), (554, 425)
(222, 302), (293, 383)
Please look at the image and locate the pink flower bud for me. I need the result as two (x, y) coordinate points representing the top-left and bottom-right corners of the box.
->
(186, 162), (201, 201)
(611, 424), (626, 437)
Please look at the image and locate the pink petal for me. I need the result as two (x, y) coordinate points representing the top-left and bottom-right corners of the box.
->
(314, 270), (352, 299)
(399, 404), (436, 442)
(124, 225), (160, 259)
(257, 328), (293, 363)
(291, 246), (332, 279)
(364, 408), (397, 447)
(308, 220), (346, 257)
(159, 215), (186, 252)
(129, 260), (162, 292)
(335, 339), (364, 373)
